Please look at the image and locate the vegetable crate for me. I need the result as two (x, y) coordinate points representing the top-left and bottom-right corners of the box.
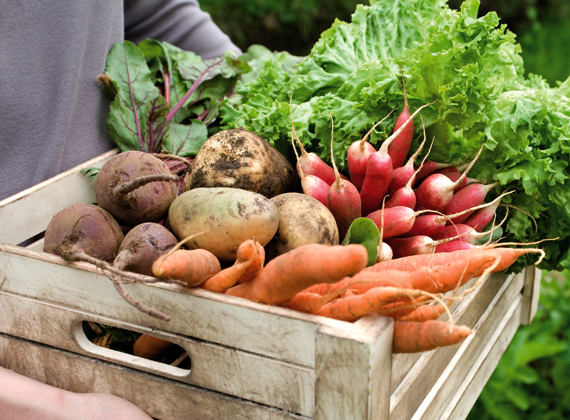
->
(0, 151), (541, 420)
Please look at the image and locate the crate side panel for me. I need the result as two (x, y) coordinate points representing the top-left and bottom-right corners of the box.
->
(409, 274), (525, 420)
(389, 271), (524, 420)
(0, 150), (116, 245)
(390, 271), (509, 392)
(0, 247), (321, 367)
(0, 291), (315, 415)
(0, 333), (310, 420)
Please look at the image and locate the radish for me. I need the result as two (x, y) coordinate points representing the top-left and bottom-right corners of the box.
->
(289, 96), (341, 186)
(386, 235), (467, 258)
(441, 171), (480, 192)
(326, 114), (361, 240)
(94, 151), (179, 226)
(434, 240), (476, 253)
(387, 68), (414, 168)
(415, 145), (483, 212)
(431, 220), (505, 244)
(360, 101), (435, 216)
(376, 197), (393, 262)
(414, 161), (456, 185)
(347, 110), (395, 190)
(291, 128), (330, 207)
(387, 133), (427, 197)
(367, 206), (433, 239)
(443, 181), (499, 225)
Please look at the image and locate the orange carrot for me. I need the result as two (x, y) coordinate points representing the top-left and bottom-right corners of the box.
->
(202, 240), (261, 293)
(400, 301), (452, 322)
(237, 240), (265, 283)
(225, 244), (368, 305)
(152, 248), (221, 287)
(315, 287), (431, 322)
(283, 292), (330, 313)
(392, 320), (472, 353)
(133, 334), (174, 360)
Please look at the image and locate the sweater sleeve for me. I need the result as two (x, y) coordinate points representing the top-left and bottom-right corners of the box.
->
(124, 0), (242, 59)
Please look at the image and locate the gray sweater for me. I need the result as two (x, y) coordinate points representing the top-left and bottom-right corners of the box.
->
(0, 0), (241, 201)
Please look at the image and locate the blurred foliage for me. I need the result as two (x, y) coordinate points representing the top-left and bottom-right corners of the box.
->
(467, 270), (570, 420)
(201, 0), (570, 85)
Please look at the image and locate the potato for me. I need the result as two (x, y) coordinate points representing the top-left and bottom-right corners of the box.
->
(184, 129), (299, 198)
(265, 193), (339, 261)
(168, 187), (279, 261)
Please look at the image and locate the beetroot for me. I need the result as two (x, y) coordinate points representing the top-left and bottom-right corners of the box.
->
(43, 202), (124, 262)
(95, 151), (179, 226)
(113, 223), (178, 276)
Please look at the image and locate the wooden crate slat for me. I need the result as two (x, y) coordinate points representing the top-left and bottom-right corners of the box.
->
(389, 270), (523, 420)
(0, 290), (315, 416)
(315, 315), (393, 420)
(407, 271), (526, 420)
(0, 243), (353, 368)
(0, 149), (117, 245)
(442, 296), (523, 420)
(0, 333), (310, 420)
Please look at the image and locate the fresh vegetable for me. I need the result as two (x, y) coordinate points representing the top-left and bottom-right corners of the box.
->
(443, 182), (499, 224)
(225, 244), (368, 305)
(387, 70), (414, 168)
(392, 320), (472, 353)
(133, 334), (174, 360)
(152, 248), (222, 287)
(264, 193), (339, 261)
(168, 187), (279, 260)
(94, 151), (179, 226)
(183, 129), (298, 199)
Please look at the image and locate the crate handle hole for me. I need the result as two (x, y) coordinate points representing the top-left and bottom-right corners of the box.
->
(75, 321), (191, 376)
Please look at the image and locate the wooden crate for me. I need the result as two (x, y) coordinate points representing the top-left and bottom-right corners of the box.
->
(0, 151), (541, 420)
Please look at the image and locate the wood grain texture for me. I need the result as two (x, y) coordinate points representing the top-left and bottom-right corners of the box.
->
(521, 267), (542, 326)
(0, 333), (310, 420)
(315, 315), (393, 420)
(0, 149), (117, 245)
(0, 290), (315, 415)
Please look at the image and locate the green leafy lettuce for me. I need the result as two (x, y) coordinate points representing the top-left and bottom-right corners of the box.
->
(220, 0), (570, 271)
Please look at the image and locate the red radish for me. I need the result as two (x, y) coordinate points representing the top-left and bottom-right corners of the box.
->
(415, 145), (484, 212)
(291, 128), (330, 207)
(414, 161), (456, 184)
(360, 101), (435, 216)
(347, 110), (395, 190)
(443, 181), (500, 224)
(376, 197), (393, 262)
(289, 97), (339, 186)
(327, 114), (361, 240)
(464, 200), (501, 232)
(386, 231), (470, 258)
(387, 68), (414, 168)
(434, 240), (476, 253)
(432, 221), (505, 244)
(386, 131), (432, 209)
(367, 206), (433, 239)
(442, 172), (480, 192)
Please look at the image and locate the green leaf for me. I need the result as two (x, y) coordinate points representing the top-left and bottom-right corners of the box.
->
(341, 217), (380, 266)
(162, 120), (208, 157)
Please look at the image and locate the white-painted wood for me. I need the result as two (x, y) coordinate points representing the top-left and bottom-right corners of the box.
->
(0, 333), (310, 420)
(0, 149), (117, 245)
(315, 315), (393, 420)
(521, 266), (542, 326)
(442, 296), (523, 420)
(0, 290), (315, 415)
(408, 271), (526, 420)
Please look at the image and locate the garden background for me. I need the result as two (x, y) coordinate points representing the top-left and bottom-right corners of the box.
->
(199, 0), (570, 418)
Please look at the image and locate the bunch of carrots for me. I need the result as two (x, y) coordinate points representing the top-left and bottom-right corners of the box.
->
(134, 77), (546, 358)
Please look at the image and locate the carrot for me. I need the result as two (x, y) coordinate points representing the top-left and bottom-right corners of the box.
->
(152, 248), (221, 287)
(225, 244), (368, 305)
(399, 301), (452, 322)
(392, 320), (472, 353)
(316, 286), (432, 322)
(133, 334), (174, 360)
(237, 241), (265, 283)
(202, 239), (261, 293)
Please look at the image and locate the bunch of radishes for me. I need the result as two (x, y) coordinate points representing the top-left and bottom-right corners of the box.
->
(293, 84), (509, 262)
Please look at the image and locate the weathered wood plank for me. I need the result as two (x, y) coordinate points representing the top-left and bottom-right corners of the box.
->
(315, 315), (393, 420)
(0, 243), (354, 368)
(521, 267), (542, 326)
(442, 296), (523, 420)
(390, 270), (523, 420)
(0, 333), (310, 420)
(0, 149), (117, 245)
(390, 270), (510, 394)
(408, 272), (526, 420)
(0, 290), (315, 415)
